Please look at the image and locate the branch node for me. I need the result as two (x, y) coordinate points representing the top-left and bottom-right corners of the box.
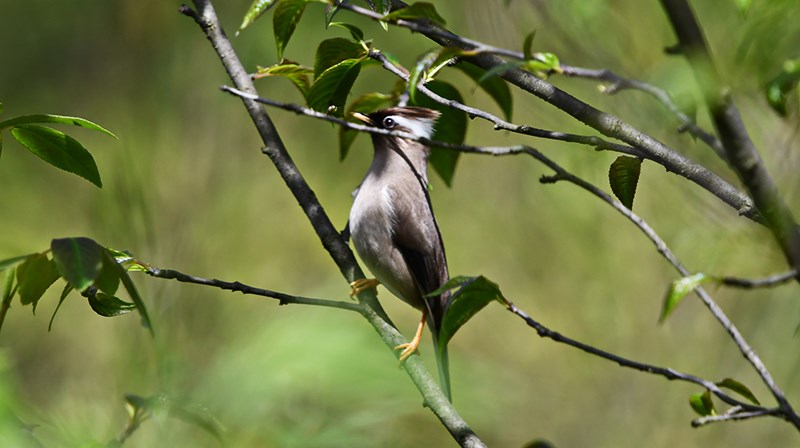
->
(539, 174), (562, 184)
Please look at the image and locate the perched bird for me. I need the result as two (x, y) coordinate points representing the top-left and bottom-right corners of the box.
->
(348, 106), (452, 399)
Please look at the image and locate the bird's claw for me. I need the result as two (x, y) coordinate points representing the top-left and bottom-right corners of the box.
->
(394, 341), (421, 363)
(349, 278), (380, 299)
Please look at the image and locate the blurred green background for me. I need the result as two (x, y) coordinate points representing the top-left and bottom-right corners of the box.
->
(1, 0), (799, 446)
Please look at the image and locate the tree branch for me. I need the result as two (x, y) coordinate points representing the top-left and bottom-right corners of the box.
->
(721, 270), (797, 289)
(367, 50), (644, 158)
(219, 79), (800, 427)
(559, 64), (726, 160)
(691, 406), (779, 428)
(504, 301), (768, 415)
(332, 0), (762, 223)
(659, 0), (800, 278)
(182, 2), (485, 446)
(658, 0), (800, 427)
(526, 143), (800, 430)
(146, 266), (362, 312)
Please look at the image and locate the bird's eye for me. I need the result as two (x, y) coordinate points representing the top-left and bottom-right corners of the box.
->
(382, 117), (396, 128)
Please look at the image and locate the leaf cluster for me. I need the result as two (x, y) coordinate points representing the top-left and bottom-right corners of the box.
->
(0, 237), (152, 335)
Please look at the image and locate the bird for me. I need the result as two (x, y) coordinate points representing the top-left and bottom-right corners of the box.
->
(348, 106), (452, 400)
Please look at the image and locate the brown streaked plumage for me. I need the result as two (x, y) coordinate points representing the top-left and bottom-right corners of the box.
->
(349, 106), (451, 399)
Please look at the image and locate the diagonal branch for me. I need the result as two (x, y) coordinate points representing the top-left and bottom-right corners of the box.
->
(559, 64), (726, 160)
(220, 81), (799, 427)
(504, 302), (771, 416)
(527, 143), (800, 430)
(181, 2), (485, 446)
(659, 0), (800, 279)
(333, 0), (761, 224)
(367, 50), (644, 157)
(659, 0), (800, 426)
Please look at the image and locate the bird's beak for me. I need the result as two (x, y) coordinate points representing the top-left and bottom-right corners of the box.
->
(351, 112), (373, 126)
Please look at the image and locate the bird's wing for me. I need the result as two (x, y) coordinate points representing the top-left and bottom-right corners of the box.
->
(390, 183), (452, 401)
(389, 184), (449, 323)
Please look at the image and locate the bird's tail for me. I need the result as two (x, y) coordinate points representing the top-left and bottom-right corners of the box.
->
(429, 286), (452, 401)
(431, 331), (451, 402)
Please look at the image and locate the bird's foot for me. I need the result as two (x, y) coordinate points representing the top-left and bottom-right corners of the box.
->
(394, 333), (423, 363)
(349, 278), (380, 299)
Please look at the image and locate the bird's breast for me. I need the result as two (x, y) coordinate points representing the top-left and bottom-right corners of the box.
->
(350, 183), (396, 259)
(349, 183), (422, 308)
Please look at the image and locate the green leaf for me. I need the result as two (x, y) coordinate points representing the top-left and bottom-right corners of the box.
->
(689, 390), (716, 416)
(716, 378), (760, 405)
(48, 283), (73, 331)
(107, 247), (148, 272)
(340, 92), (397, 160)
(765, 58), (800, 117)
(0, 114), (116, 138)
(51, 237), (104, 292)
(255, 63), (313, 98)
(16, 253), (59, 308)
(428, 47), (476, 80)
(307, 58), (363, 116)
(408, 48), (439, 104)
(119, 268), (154, 336)
(329, 22), (364, 41)
(525, 52), (561, 76)
(434, 276), (504, 350)
(659, 273), (717, 323)
(608, 156), (643, 209)
(410, 80), (466, 186)
(457, 63), (513, 121)
(11, 124), (102, 187)
(87, 291), (135, 317)
(314, 38), (366, 80)
(96, 251), (121, 295)
(273, 0), (311, 60)
(407, 48), (473, 103)
(523, 30), (536, 60)
(0, 254), (35, 271)
(383, 2), (446, 26)
(238, 0), (278, 34)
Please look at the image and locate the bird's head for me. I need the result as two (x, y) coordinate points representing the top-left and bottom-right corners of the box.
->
(352, 106), (441, 141)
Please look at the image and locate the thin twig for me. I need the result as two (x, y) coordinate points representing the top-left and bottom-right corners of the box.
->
(183, 3), (485, 446)
(146, 267), (362, 312)
(221, 85), (527, 156)
(333, 0), (762, 224)
(505, 302), (763, 413)
(559, 64), (726, 160)
(660, 0), (800, 428)
(660, 0), (800, 280)
(218, 82), (788, 425)
(721, 270), (797, 289)
(524, 146), (800, 429)
(691, 406), (779, 428)
(367, 50), (645, 158)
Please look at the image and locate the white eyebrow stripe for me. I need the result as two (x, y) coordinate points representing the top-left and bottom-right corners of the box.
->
(389, 115), (436, 139)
